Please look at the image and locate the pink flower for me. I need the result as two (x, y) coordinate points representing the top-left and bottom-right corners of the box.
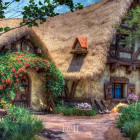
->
(11, 68), (16, 72)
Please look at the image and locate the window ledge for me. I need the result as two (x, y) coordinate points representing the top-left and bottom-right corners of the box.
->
(111, 98), (128, 103)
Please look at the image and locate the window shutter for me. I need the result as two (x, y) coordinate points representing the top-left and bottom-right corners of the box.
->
(127, 84), (135, 96)
(104, 82), (113, 100)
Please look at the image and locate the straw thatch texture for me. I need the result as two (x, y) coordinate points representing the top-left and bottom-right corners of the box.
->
(0, 0), (136, 80)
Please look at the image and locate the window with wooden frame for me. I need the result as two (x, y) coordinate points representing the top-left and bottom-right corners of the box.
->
(112, 83), (123, 98)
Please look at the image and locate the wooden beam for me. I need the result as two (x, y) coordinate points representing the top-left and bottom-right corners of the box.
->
(116, 34), (120, 58)
(24, 34), (30, 40)
(107, 56), (132, 65)
(108, 49), (115, 57)
(70, 80), (79, 98)
(110, 77), (129, 83)
(132, 47), (140, 60)
(126, 64), (136, 74)
(64, 85), (70, 98)
(131, 33), (135, 60)
(110, 45), (117, 50)
(110, 62), (120, 73)
(119, 47), (133, 53)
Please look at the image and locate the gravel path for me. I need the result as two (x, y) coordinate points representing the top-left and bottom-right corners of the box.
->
(36, 113), (120, 140)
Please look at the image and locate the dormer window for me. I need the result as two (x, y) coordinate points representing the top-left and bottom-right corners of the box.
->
(70, 37), (88, 55)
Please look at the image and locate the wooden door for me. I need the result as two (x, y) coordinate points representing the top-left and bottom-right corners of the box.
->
(12, 74), (30, 107)
(115, 84), (122, 98)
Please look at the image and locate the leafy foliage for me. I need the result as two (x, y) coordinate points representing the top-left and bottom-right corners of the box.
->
(114, 6), (140, 48)
(0, 0), (83, 35)
(123, 120), (140, 140)
(116, 102), (140, 128)
(0, 105), (43, 140)
(0, 51), (65, 107)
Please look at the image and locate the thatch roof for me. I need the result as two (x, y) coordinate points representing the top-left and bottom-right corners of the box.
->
(0, 0), (136, 80)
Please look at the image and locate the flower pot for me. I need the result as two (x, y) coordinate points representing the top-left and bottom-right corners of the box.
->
(76, 108), (92, 112)
(129, 99), (137, 104)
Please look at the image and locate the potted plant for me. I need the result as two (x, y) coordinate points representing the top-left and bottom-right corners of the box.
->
(128, 93), (138, 104)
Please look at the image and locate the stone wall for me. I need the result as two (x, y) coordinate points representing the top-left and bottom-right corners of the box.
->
(26, 68), (47, 111)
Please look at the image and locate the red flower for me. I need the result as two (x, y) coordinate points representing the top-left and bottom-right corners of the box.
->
(7, 94), (11, 97)
(14, 52), (18, 55)
(11, 98), (14, 101)
(15, 75), (18, 78)
(11, 68), (16, 72)
(15, 83), (17, 86)
(18, 56), (22, 58)
(2, 80), (5, 83)
(36, 68), (39, 71)
(0, 99), (4, 102)
(21, 54), (24, 56)
(0, 85), (3, 90)
(6, 77), (11, 84)
(24, 63), (30, 67)
(1, 73), (4, 76)
(3, 85), (6, 87)
(15, 71), (19, 75)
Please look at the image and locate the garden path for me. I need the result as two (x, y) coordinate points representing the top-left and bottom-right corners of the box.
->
(36, 112), (123, 140)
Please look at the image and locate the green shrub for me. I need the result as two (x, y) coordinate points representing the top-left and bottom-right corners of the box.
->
(123, 120), (140, 140)
(0, 105), (44, 140)
(116, 102), (140, 128)
(53, 105), (98, 116)
(53, 104), (64, 114)
(123, 120), (136, 137)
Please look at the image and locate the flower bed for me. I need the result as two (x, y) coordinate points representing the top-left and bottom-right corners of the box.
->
(53, 103), (97, 116)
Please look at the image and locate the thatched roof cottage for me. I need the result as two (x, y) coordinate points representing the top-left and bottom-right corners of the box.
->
(0, 0), (140, 111)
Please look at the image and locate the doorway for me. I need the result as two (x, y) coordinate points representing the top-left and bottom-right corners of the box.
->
(12, 74), (30, 107)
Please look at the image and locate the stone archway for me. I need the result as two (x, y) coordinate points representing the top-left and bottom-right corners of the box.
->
(13, 74), (30, 107)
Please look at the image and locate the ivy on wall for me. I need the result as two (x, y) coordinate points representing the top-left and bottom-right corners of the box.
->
(0, 50), (65, 108)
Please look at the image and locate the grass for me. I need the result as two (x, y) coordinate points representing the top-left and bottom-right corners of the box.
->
(53, 105), (98, 116)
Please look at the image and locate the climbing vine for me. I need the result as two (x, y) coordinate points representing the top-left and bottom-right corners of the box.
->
(0, 50), (65, 108)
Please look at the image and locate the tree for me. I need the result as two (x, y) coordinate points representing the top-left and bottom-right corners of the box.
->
(114, 5), (140, 49)
(0, 0), (83, 35)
